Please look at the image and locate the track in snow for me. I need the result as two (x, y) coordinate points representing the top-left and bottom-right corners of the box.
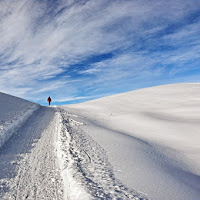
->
(59, 109), (148, 200)
(0, 106), (63, 200)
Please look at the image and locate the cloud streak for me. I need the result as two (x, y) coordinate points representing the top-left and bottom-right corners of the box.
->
(0, 0), (200, 104)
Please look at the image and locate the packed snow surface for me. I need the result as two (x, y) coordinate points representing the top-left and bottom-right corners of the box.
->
(0, 106), (65, 199)
(64, 83), (200, 200)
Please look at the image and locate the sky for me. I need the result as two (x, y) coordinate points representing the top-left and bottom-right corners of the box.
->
(0, 0), (200, 105)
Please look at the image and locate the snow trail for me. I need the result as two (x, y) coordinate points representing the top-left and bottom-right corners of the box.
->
(0, 106), (63, 200)
(58, 108), (148, 200)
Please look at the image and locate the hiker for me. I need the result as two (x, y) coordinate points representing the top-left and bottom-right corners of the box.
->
(47, 96), (52, 106)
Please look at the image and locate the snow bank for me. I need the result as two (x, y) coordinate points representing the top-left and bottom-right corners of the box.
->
(63, 83), (200, 200)
(0, 92), (39, 148)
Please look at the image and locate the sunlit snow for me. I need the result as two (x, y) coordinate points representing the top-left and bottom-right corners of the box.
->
(0, 83), (200, 200)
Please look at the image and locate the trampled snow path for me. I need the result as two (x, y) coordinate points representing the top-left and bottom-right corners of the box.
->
(0, 106), (63, 200)
(58, 108), (148, 200)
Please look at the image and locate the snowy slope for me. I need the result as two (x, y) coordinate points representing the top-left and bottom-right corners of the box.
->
(1, 85), (200, 200)
(0, 92), (39, 148)
(63, 83), (200, 200)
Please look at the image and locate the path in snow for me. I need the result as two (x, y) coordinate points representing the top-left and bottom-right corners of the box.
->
(0, 106), (63, 200)
(59, 109), (148, 200)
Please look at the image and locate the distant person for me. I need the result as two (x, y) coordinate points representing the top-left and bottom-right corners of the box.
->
(47, 96), (52, 106)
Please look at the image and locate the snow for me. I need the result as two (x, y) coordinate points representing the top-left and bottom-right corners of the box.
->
(0, 92), (39, 148)
(57, 109), (91, 200)
(0, 83), (200, 199)
(57, 108), (147, 199)
(63, 83), (200, 200)
(0, 106), (64, 199)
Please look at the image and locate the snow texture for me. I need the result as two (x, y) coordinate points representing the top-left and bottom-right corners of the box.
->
(1, 83), (200, 200)
(0, 92), (39, 148)
(64, 83), (200, 200)
(0, 106), (63, 199)
(58, 108), (147, 200)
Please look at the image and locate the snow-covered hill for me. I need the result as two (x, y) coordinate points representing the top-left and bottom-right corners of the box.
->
(0, 84), (200, 200)
(64, 83), (200, 200)
(0, 92), (39, 148)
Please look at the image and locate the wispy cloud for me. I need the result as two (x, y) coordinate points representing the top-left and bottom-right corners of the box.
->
(53, 94), (105, 103)
(0, 0), (200, 104)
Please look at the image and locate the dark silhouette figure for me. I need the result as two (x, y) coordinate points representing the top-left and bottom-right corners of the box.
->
(47, 96), (52, 106)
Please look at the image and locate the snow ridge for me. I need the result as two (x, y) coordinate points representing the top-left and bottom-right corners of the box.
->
(0, 103), (39, 148)
(59, 109), (148, 200)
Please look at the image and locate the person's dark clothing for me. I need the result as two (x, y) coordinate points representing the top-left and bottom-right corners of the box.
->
(47, 96), (52, 106)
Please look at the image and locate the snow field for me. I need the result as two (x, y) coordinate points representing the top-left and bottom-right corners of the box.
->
(1, 83), (200, 200)
(66, 83), (200, 175)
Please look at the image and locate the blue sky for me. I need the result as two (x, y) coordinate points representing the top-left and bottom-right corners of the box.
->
(0, 0), (200, 105)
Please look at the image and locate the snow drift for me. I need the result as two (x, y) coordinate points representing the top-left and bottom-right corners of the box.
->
(0, 92), (39, 148)
(64, 83), (200, 200)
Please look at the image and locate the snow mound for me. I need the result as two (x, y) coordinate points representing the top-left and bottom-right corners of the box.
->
(66, 83), (200, 174)
(0, 92), (39, 148)
(64, 83), (200, 200)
